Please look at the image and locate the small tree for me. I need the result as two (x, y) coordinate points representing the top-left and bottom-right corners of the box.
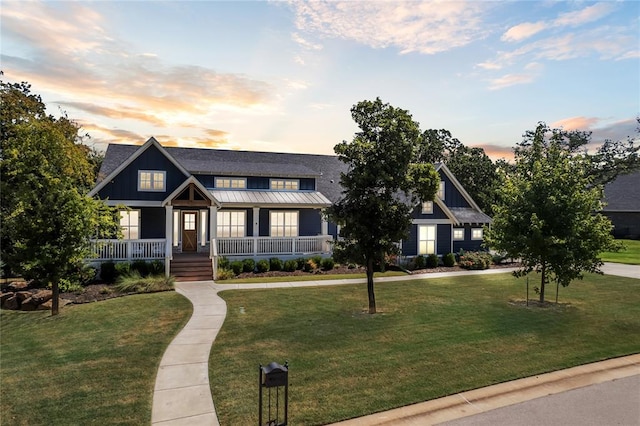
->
(326, 98), (439, 313)
(485, 123), (619, 303)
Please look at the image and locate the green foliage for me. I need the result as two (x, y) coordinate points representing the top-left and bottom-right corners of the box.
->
(230, 261), (243, 276)
(149, 260), (165, 275)
(426, 254), (439, 268)
(100, 261), (117, 283)
(54, 278), (83, 293)
(256, 259), (270, 273)
(114, 271), (174, 293)
(131, 260), (150, 277)
(283, 260), (298, 272)
(242, 258), (255, 273)
(303, 259), (317, 272)
(218, 256), (230, 270)
(486, 123), (620, 302)
(326, 98), (440, 313)
(0, 79), (119, 315)
(269, 257), (283, 272)
(321, 257), (335, 271)
(295, 258), (307, 270)
(115, 262), (131, 277)
(443, 253), (456, 267)
(414, 255), (426, 269)
(458, 251), (492, 270)
(216, 268), (236, 281)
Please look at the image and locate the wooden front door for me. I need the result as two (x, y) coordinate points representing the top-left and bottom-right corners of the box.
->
(182, 212), (197, 252)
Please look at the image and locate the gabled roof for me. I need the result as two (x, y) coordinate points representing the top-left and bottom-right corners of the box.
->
(163, 176), (221, 208)
(603, 171), (640, 212)
(434, 163), (482, 212)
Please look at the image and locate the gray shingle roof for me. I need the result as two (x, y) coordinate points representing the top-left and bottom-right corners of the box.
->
(603, 172), (640, 212)
(449, 207), (492, 224)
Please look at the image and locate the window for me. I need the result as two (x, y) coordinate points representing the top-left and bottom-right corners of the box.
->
(270, 211), (298, 237)
(472, 228), (484, 240)
(119, 210), (140, 239)
(418, 225), (436, 255)
(270, 179), (299, 190)
(217, 211), (246, 238)
(215, 177), (246, 189)
(138, 170), (165, 192)
(421, 201), (433, 214)
(437, 181), (445, 200)
(183, 213), (196, 231)
(453, 228), (464, 240)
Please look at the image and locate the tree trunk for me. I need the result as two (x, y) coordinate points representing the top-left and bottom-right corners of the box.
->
(539, 262), (546, 304)
(366, 257), (376, 314)
(51, 280), (59, 316)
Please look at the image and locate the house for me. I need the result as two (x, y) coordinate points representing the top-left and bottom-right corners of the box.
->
(602, 171), (640, 239)
(89, 137), (491, 279)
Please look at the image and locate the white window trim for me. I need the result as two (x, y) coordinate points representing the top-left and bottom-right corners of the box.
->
(453, 228), (465, 241)
(138, 170), (166, 192)
(270, 179), (299, 191)
(269, 210), (299, 237)
(119, 209), (141, 240)
(418, 225), (436, 255)
(437, 181), (445, 200)
(217, 210), (246, 238)
(471, 228), (484, 240)
(421, 201), (433, 214)
(215, 177), (246, 189)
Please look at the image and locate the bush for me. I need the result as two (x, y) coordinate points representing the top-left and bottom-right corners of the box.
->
(131, 260), (150, 277)
(296, 258), (307, 270)
(269, 257), (283, 272)
(218, 256), (230, 270)
(311, 255), (323, 267)
(115, 262), (131, 278)
(230, 261), (243, 276)
(283, 260), (297, 272)
(76, 263), (97, 285)
(256, 259), (270, 273)
(414, 255), (426, 269)
(443, 253), (456, 267)
(458, 251), (493, 270)
(55, 278), (83, 293)
(100, 261), (117, 283)
(321, 257), (335, 270)
(115, 271), (174, 293)
(149, 260), (165, 275)
(492, 253), (506, 265)
(242, 258), (255, 273)
(426, 254), (439, 268)
(215, 268), (236, 281)
(304, 259), (318, 272)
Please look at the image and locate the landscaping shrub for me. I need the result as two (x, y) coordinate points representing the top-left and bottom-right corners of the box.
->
(242, 258), (255, 273)
(216, 268), (236, 281)
(55, 278), (83, 293)
(458, 251), (493, 270)
(131, 260), (150, 277)
(443, 253), (456, 267)
(426, 254), (439, 268)
(321, 257), (335, 271)
(269, 257), (283, 271)
(100, 261), (117, 283)
(114, 271), (174, 293)
(304, 258), (318, 272)
(149, 260), (165, 275)
(115, 262), (131, 278)
(218, 256), (230, 270)
(414, 255), (426, 269)
(230, 261), (243, 276)
(311, 255), (323, 267)
(492, 253), (506, 265)
(256, 259), (270, 273)
(283, 260), (297, 272)
(295, 257), (307, 270)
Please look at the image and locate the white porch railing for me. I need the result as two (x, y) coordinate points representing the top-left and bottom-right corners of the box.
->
(89, 239), (166, 261)
(214, 236), (332, 256)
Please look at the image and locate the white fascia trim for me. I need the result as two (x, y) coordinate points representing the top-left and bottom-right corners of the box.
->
(104, 200), (163, 207)
(89, 137), (190, 197)
(434, 163), (482, 212)
(433, 197), (460, 225)
(162, 176), (221, 208)
(412, 219), (453, 225)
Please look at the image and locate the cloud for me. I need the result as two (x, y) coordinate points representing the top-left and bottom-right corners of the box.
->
(471, 143), (514, 161)
(287, 0), (490, 55)
(501, 21), (548, 42)
(58, 102), (167, 126)
(291, 32), (322, 50)
(552, 116), (638, 143)
(554, 2), (615, 28)
(551, 116), (601, 131)
(488, 72), (536, 90)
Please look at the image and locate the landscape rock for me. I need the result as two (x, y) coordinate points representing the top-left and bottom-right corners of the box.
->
(0, 292), (12, 304)
(7, 281), (28, 292)
(20, 297), (38, 311)
(15, 291), (32, 302)
(3, 295), (18, 310)
(38, 298), (71, 311)
(31, 290), (52, 304)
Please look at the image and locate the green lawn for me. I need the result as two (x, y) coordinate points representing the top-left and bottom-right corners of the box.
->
(209, 273), (640, 425)
(601, 239), (640, 265)
(220, 270), (406, 284)
(0, 292), (191, 426)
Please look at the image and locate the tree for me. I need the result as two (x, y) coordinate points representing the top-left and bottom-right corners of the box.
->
(326, 98), (439, 313)
(485, 123), (619, 303)
(417, 129), (501, 215)
(1, 79), (118, 315)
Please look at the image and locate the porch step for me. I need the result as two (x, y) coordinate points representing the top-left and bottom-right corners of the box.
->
(170, 254), (213, 282)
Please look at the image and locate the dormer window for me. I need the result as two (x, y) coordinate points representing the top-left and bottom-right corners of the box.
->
(216, 177), (246, 189)
(271, 179), (299, 190)
(138, 170), (165, 192)
(437, 181), (445, 200)
(421, 201), (433, 214)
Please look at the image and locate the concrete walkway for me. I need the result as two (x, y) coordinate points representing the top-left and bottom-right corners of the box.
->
(151, 264), (640, 425)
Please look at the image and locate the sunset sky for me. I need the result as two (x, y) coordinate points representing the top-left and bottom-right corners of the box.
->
(2, 1), (638, 160)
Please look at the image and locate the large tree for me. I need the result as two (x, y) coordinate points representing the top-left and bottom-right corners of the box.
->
(1, 79), (118, 315)
(417, 129), (501, 215)
(327, 98), (439, 314)
(485, 123), (619, 303)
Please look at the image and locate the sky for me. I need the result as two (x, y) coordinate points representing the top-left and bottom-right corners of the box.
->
(1, 0), (638, 160)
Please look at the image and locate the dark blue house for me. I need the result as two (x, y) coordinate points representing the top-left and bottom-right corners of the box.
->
(89, 137), (491, 278)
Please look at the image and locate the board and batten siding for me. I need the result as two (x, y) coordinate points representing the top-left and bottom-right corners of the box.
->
(439, 172), (471, 208)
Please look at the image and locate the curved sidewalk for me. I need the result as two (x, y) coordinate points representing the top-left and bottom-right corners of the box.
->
(151, 264), (640, 425)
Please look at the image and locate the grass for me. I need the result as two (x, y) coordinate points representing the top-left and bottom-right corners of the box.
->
(114, 271), (175, 293)
(0, 292), (191, 426)
(209, 272), (640, 425)
(219, 270), (406, 284)
(600, 239), (640, 265)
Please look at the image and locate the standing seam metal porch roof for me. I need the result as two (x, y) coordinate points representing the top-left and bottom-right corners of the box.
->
(210, 190), (332, 207)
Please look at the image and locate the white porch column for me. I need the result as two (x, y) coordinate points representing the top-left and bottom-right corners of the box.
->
(209, 205), (217, 247)
(321, 212), (328, 235)
(253, 207), (260, 236)
(165, 205), (173, 277)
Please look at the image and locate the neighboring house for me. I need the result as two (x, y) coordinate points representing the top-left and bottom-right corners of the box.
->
(602, 171), (640, 239)
(89, 137), (491, 278)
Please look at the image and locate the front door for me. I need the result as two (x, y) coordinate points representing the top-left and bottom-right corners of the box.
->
(182, 212), (197, 252)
